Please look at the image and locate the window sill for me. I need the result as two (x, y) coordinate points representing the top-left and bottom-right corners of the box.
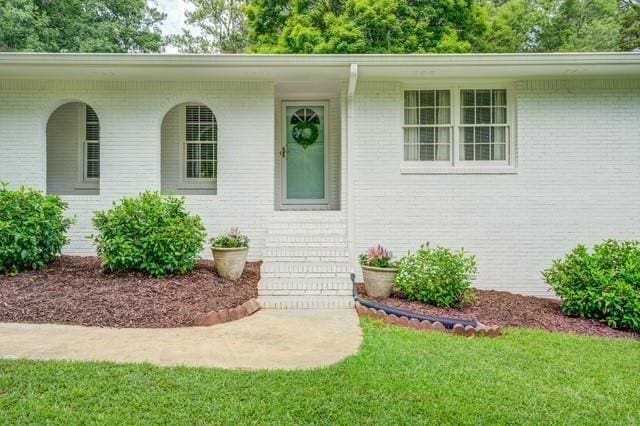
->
(74, 182), (100, 190)
(400, 165), (518, 175)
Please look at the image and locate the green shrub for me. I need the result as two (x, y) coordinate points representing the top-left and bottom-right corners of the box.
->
(210, 227), (249, 248)
(92, 192), (206, 277)
(0, 183), (73, 274)
(543, 240), (640, 332)
(394, 244), (477, 308)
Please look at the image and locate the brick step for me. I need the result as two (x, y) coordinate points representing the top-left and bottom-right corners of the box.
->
(259, 277), (353, 291)
(260, 271), (353, 279)
(265, 234), (346, 245)
(261, 261), (350, 274)
(258, 295), (355, 309)
(263, 246), (349, 258)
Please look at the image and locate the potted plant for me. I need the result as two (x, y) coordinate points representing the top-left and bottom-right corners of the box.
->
(359, 245), (397, 298)
(210, 227), (249, 280)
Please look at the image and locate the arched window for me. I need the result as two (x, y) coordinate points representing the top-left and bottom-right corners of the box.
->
(184, 104), (217, 181)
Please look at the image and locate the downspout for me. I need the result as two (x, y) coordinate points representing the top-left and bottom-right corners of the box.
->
(347, 64), (358, 292)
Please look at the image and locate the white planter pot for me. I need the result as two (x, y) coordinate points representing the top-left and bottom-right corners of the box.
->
(361, 264), (398, 298)
(212, 247), (249, 280)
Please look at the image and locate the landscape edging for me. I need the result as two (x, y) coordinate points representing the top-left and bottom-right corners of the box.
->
(354, 300), (502, 337)
(193, 298), (261, 326)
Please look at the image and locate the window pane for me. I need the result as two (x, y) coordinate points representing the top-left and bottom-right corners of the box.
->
(492, 143), (506, 160)
(492, 126), (506, 143)
(461, 143), (474, 161)
(462, 107), (475, 124)
(404, 108), (418, 125)
(404, 144), (418, 161)
(461, 90), (475, 106)
(476, 90), (491, 106)
(186, 124), (199, 141)
(404, 127), (419, 144)
(404, 128), (419, 161)
(436, 107), (450, 124)
(187, 161), (197, 178)
(186, 105), (199, 122)
(420, 144), (435, 161)
(476, 126), (490, 143)
(86, 123), (100, 140)
(86, 142), (100, 178)
(199, 107), (213, 122)
(435, 144), (450, 161)
(493, 107), (507, 124)
(200, 124), (213, 141)
(435, 127), (450, 144)
(420, 127), (434, 144)
(405, 91), (418, 108)
(419, 108), (435, 125)
(475, 144), (491, 160)
(436, 90), (450, 106)
(187, 143), (199, 160)
(200, 143), (214, 160)
(461, 127), (474, 143)
(493, 89), (507, 106)
(477, 107), (491, 124)
(200, 161), (214, 178)
(420, 90), (435, 107)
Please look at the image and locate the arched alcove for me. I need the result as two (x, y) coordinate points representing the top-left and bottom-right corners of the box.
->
(46, 102), (100, 195)
(161, 102), (217, 195)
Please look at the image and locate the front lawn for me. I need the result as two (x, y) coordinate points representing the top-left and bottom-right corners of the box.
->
(1, 319), (638, 424)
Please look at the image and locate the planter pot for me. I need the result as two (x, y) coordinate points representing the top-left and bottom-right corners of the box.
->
(361, 264), (398, 298)
(212, 247), (249, 280)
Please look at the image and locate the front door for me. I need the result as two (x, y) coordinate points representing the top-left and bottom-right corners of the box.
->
(281, 101), (328, 206)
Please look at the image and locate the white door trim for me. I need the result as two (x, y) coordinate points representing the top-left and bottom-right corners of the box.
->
(280, 100), (330, 207)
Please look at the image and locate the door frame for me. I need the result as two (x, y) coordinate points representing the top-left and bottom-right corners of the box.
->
(280, 100), (330, 207)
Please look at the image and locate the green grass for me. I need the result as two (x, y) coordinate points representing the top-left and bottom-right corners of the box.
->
(1, 319), (639, 425)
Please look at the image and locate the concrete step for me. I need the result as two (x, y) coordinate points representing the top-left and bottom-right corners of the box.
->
(261, 261), (350, 274)
(263, 246), (349, 259)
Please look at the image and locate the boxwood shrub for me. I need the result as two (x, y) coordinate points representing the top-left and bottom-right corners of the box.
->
(0, 184), (73, 274)
(92, 192), (207, 277)
(395, 244), (477, 308)
(543, 239), (640, 332)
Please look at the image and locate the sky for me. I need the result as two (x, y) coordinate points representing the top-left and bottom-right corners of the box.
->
(155, 0), (187, 37)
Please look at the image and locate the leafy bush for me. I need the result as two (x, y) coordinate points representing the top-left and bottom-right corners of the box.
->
(210, 227), (249, 248)
(359, 244), (396, 268)
(92, 192), (206, 277)
(543, 240), (640, 332)
(0, 183), (73, 274)
(395, 244), (477, 308)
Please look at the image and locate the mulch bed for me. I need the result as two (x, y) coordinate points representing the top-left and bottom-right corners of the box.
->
(0, 256), (259, 328)
(356, 285), (639, 340)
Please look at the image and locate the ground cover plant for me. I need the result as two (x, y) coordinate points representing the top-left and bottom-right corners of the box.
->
(0, 184), (73, 274)
(543, 239), (640, 332)
(92, 192), (206, 277)
(210, 227), (249, 248)
(1, 319), (639, 424)
(395, 244), (477, 308)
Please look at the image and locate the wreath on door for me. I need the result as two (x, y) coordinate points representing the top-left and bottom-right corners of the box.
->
(291, 108), (320, 149)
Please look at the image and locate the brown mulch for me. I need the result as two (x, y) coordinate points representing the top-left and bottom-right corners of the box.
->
(0, 256), (259, 328)
(356, 284), (639, 340)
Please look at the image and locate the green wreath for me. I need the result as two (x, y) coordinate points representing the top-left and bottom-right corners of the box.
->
(292, 121), (319, 149)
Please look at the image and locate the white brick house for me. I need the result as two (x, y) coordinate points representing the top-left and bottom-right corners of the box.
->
(1, 53), (639, 308)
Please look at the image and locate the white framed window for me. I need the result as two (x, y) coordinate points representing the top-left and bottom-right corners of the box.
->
(179, 104), (217, 188)
(402, 85), (516, 174)
(76, 104), (100, 188)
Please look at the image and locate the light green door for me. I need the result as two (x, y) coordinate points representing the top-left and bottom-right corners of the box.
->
(283, 103), (327, 204)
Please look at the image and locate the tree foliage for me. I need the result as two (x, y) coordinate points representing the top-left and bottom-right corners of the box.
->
(245, 0), (488, 53)
(171, 0), (248, 53)
(0, 0), (166, 52)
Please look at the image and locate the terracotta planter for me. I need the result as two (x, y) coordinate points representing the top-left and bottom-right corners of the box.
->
(361, 264), (398, 298)
(212, 247), (248, 280)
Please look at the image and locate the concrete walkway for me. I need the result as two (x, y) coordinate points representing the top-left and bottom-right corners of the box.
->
(0, 310), (362, 370)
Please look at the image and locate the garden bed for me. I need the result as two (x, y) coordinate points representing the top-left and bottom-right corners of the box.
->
(0, 256), (260, 328)
(356, 284), (639, 340)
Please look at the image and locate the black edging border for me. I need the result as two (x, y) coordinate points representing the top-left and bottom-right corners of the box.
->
(355, 296), (477, 329)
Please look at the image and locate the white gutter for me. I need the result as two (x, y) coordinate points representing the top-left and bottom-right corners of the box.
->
(0, 52), (639, 67)
(346, 64), (358, 277)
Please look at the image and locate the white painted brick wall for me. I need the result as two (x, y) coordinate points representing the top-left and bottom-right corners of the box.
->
(351, 79), (640, 297)
(0, 80), (275, 261)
